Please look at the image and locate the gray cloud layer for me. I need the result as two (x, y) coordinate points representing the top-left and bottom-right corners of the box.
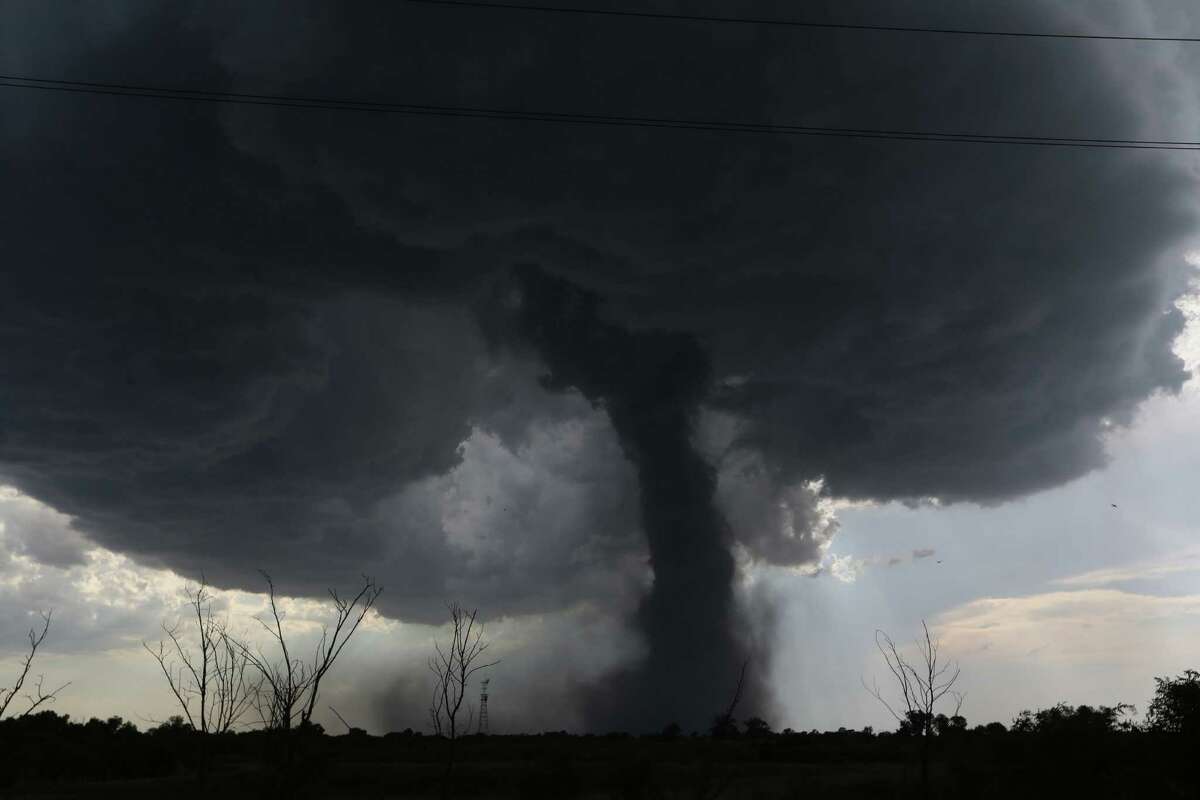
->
(2, 0), (1198, 729)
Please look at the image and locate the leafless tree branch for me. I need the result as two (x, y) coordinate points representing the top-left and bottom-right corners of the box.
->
(428, 602), (498, 799)
(1, 610), (67, 719)
(328, 705), (354, 734)
(238, 571), (381, 732)
(863, 620), (964, 789)
(144, 577), (261, 734)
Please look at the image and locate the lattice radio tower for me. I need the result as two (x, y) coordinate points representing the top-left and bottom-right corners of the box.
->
(477, 678), (490, 735)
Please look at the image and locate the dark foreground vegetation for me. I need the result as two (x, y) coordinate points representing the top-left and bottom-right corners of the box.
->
(6, 603), (1199, 797)
(1, 698), (1198, 800)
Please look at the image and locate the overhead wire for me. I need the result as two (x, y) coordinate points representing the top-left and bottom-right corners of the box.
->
(401, 0), (1200, 43)
(2, 75), (1198, 151)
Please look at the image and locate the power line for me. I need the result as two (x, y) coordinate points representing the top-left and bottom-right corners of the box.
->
(2, 74), (1198, 151)
(402, 0), (1200, 43)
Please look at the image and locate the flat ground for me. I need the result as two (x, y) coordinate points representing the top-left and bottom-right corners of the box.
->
(0, 729), (1194, 799)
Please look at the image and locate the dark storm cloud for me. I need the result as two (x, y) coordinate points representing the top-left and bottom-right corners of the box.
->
(203, 0), (1196, 504)
(2, 0), (1198, 729)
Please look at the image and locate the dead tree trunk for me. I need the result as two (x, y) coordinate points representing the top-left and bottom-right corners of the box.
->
(863, 621), (963, 798)
(428, 602), (498, 800)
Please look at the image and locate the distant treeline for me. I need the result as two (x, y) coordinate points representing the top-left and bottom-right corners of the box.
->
(0, 680), (1197, 799)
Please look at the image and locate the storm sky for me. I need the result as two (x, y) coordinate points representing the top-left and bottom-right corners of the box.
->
(2, 0), (1200, 733)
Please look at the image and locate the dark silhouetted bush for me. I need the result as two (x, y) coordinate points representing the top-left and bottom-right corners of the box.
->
(1146, 669), (1200, 736)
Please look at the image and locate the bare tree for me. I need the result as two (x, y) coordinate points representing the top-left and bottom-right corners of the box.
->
(0, 611), (69, 718)
(863, 620), (964, 792)
(240, 571), (382, 733)
(328, 705), (354, 734)
(710, 658), (749, 738)
(428, 602), (498, 799)
(144, 579), (260, 734)
(694, 658), (752, 800)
